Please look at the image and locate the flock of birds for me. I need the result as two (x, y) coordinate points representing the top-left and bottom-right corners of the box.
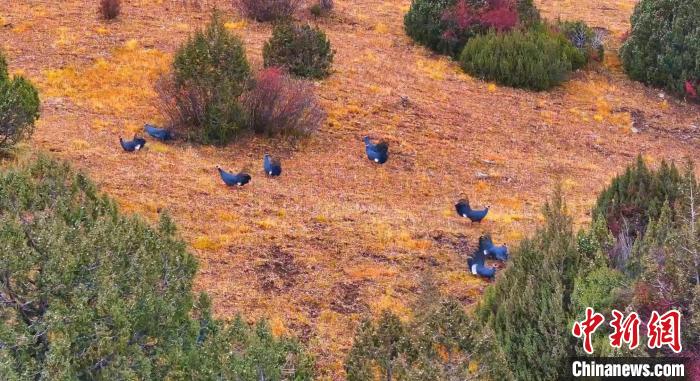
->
(119, 126), (509, 279)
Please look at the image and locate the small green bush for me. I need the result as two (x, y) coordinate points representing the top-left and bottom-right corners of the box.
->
(161, 12), (250, 144)
(0, 51), (40, 154)
(310, 0), (333, 17)
(403, 0), (541, 57)
(310, 4), (323, 17)
(346, 297), (512, 380)
(459, 28), (585, 90)
(515, 0), (541, 27)
(593, 156), (682, 239)
(403, 0), (456, 55)
(620, 0), (700, 98)
(557, 20), (604, 62)
(263, 23), (334, 79)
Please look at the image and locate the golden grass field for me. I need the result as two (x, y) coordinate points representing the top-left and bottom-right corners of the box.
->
(2, 0), (700, 378)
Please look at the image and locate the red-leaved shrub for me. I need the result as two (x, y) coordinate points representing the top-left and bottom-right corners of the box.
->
(233, 0), (301, 22)
(479, 6), (519, 32)
(242, 68), (325, 136)
(99, 0), (121, 20)
(441, 0), (519, 46)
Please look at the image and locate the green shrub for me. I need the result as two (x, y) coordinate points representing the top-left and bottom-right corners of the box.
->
(477, 190), (581, 380)
(403, 0), (456, 55)
(515, 0), (541, 27)
(0, 51), (40, 154)
(557, 20), (604, 62)
(310, 0), (332, 17)
(593, 156), (682, 240)
(161, 12), (250, 145)
(459, 28), (585, 90)
(346, 276), (512, 381)
(571, 266), (626, 315)
(263, 23), (334, 79)
(310, 4), (322, 17)
(0, 156), (314, 380)
(403, 0), (541, 57)
(620, 0), (700, 98)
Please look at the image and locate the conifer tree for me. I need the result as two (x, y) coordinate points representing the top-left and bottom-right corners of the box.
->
(477, 188), (578, 380)
(0, 157), (313, 380)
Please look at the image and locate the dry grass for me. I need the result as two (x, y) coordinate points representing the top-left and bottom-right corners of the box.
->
(2, 0), (700, 378)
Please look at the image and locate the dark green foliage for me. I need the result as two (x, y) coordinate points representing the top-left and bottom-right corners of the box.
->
(571, 266), (626, 316)
(557, 20), (604, 62)
(310, 0), (333, 17)
(166, 11), (250, 144)
(309, 4), (323, 17)
(403, 0), (541, 57)
(593, 156), (682, 241)
(0, 51), (40, 154)
(515, 0), (541, 27)
(346, 311), (412, 381)
(459, 28), (585, 90)
(477, 189), (579, 380)
(346, 279), (511, 381)
(186, 315), (314, 380)
(629, 168), (699, 351)
(476, 159), (699, 376)
(595, 160), (699, 354)
(263, 23), (334, 79)
(0, 157), (313, 380)
(403, 0), (458, 56)
(689, 286), (700, 346)
(620, 0), (700, 98)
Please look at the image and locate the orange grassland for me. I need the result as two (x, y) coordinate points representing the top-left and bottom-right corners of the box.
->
(2, 0), (700, 378)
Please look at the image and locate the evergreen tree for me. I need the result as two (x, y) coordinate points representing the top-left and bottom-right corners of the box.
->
(0, 157), (313, 380)
(345, 275), (511, 381)
(620, 0), (700, 98)
(477, 189), (579, 380)
(593, 156), (682, 241)
(167, 11), (250, 144)
(0, 50), (40, 153)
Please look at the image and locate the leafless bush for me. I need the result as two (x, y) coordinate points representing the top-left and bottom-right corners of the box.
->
(99, 0), (121, 20)
(242, 67), (325, 136)
(233, 0), (301, 22)
(155, 74), (209, 131)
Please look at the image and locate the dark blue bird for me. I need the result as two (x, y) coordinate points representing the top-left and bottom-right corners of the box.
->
(455, 199), (490, 223)
(467, 249), (496, 279)
(119, 135), (146, 152)
(144, 124), (173, 141)
(479, 235), (508, 261)
(363, 136), (389, 164)
(263, 154), (282, 177)
(216, 165), (251, 187)
(488, 244), (508, 261)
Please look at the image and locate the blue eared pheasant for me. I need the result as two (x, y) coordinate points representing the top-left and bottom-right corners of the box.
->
(363, 136), (389, 164)
(144, 124), (173, 141)
(467, 249), (496, 279)
(119, 135), (146, 152)
(478, 235), (508, 261)
(263, 154), (282, 177)
(455, 199), (489, 223)
(216, 165), (251, 187)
